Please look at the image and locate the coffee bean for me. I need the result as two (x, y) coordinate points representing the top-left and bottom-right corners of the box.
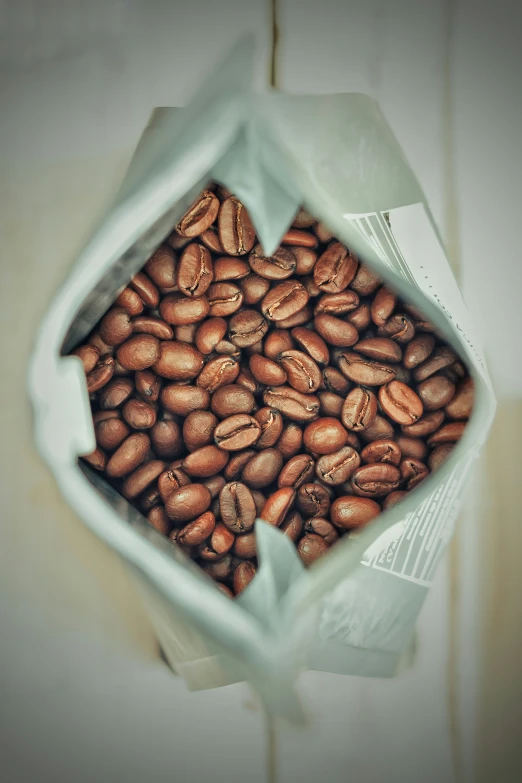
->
(322, 367), (351, 396)
(280, 510), (303, 542)
(371, 287), (397, 325)
(147, 506), (172, 536)
(413, 347), (457, 382)
(318, 391), (344, 418)
(298, 534), (329, 565)
(200, 227), (224, 254)
(210, 384), (255, 419)
(242, 449), (283, 489)
(203, 474), (226, 499)
(153, 341), (204, 380)
(315, 446), (361, 485)
(233, 531), (257, 559)
(337, 352), (397, 386)
(304, 517), (339, 545)
(297, 483), (331, 517)
(261, 280), (309, 322)
(158, 468), (190, 503)
(330, 496), (381, 530)
(249, 244), (297, 280)
(400, 458), (429, 490)
(165, 483), (212, 523)
(122, 398), (157, 429)
(428, 444), (454, 471)
(199, 523), (236, 561)
(177, 243), (213, 297)
(218, 197), (256, 256)
(228, 309), (268, 347)
(175, 323), (198, 344)
(100, 308), (133, 346)
(160, 384), (209, 415)
(220, 482), (257, 533)
(260, 487), (296, 526)
(213, 256), (250, 281)
(347, 303), (371, 331)
(282, 228), (318, 248)
(160, 293), (210, 325)
(351, 464), (400, 497)
(177, 190), (220, 237)
(395, 436), (427, 461)
(214, 414), (262, 451)
(240, 274), (271, 305)
(197, 355), (240, 392)
(417, 375), (456, 411)
(290, 327), (330, 366)
(313, 242), (358, 293)
(445, 377), (474, 419)
(95, 415), (130, 451)
(403, 335), (435, 369)
(278, 350), (322, 394)
(314, 291), (360, 317)
(130, 273), (160, 308)
(249, 354), (287, 386)
(98, 377), (134, 409)
(194, 317), (227, 355)
(359, 415), (395, 443)
(354, 337), (402, 363)
(314, 314), (359, 348)
(377, 314), (416, 344)
(150, 419), (183, 459)
(361, 439), (402, 466)
(72, 344), (101, 374)
(378, 381), (423, 425)
(86, 355), (115, 393)
(122, 460), (165, 500)
(233, 561), (257, 594)
(427, 421), (466, 445)
(224, 450), (255, 481)
(303, 418), (348, 455)
(341, 387), (378, 431)
(277, 304), (314, 330)
(401, 410), (444, 437)
(276, 423), (303, 459)
(207, 282), (244, 317)
(264, 329), (295, 360)
(178, 511), (216, 546)
(106, 432), (150, 478)
(115, 287), (144, 316)
(314, 222), (335, 243)
(134, 370), (162, 402)
(202, 555), (233, 580)
(291, 208), (316, 229)
(144, 245), (177, 288)
(235, 367), (260, 394)
(351, 264), (381, 296)
(278, 454), (315, 489)
(383, 491), (408, 510)
(182, 445), (229, 478)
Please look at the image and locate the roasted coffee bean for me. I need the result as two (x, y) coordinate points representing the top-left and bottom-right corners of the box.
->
(72, 344), (101, 374)
(199, 523), (236, 561)
(158, 468), (191, 503)
(427, 421), (466, 445)
(165, 483), (212, 523)
(207, 282), (244, 317)
(292, 247), (317, 275)
(313, 242), (357, 293)
(122, 398), (157, 430)
(236, 367), (260, 394)
(280, 510), (303, 542)
(315, 447), (361, 486)
(395, 436), (427, 461)
(182, 445), (229, 478)
(403, 335), (435, 369)
(314, 314), (358, 348)
(147, 506), (172, 536)
(160, 293), (210, 325)
(413, 347), (457, 382)
(354, 337), (402, 363)
(210, 384), (255, 419)
(203, 474), (227, 499)
(378, 381), (423, 425)
(228, 309), (268, 347)
(330, 496), (381, 530)
(298, 534), (329, 565)
(351, 264), (381, 296)
(98, 377), (134, 409)
(400, 458), (429, 491)
(87, 355), (115, 393)
(292, 207), (316, 228)
(361, 439), (402, 466)
(417, 375), (456, 411)
(314, 291), (359, 317)
(264, 329), (295, 360)
(214, 414), (261, 451)
(337, 352), (397, 386)
(194, 317), (228, 354)
(130, 273), (160, 307)
(83, 447), (107, 471)
(401, 410), (445, 437)
(377, 314), (416, 344)
(233, 531), (257, 559)
(174, 323), (198, 344)
(359, 415), (395, 443)
(278, 350), (322, 394)
(160, 384), (209, 415)
(153, 341), (204, 380)
(261, 487), (295, 526)
(282, 228), (318, 247)
(122, 460), (165, 500)
(251, 490), (266, 517)
(303, 418), (348, 455)
(371, 287), (397, 326)
(197, 355), (240, 392)
(290, 327), (330, 366)
(240, 274), (271, 305)
(249, 244), (296, 280)
(218, 197), (256, 256)
(351, 463), (400, 497)
(383, 491), (408, 510)
(233, 561), (257, 594)
(177, 511), (216, 547)
(177, 243), (213, 297)
(263, 386), (320, 422)
(145, 245), (177, 289)
(445, 377), (474, 419)
(177, 190), (220, 237)
(135, 369), (162, 402)
(182, 410), (218, 452)
(318, 391), (344, 419)
(220, 482), (257, 533)
(347, 303), (372, 331)
(242, 449), (283, 489)
(215, 338), (241, 356)
(277, 304), (314, 330)
(428, 444), (454, 471)
(115, 287), (144, 316)
(249, 354), (287, 386)
(297, 483), (331, 517)
(278, 454), (315, 489)
(322, 367), (351, 396)
(150, 419), (183, 458)
(314, 222), (335, 243)
(261, 280), (309, 322)
(304, 517), (339, 545)
(213, 256), (250, 281)
(341, 387), (378, 431)
(276, 422), (303, 459)
(100, 308), (133, 346)
(202, 555), (233, 581)
(253, 407), (284, 449)
(106, 433), (150, 478)
(95, 415), (130, 451)
(200, 227), (224, 254)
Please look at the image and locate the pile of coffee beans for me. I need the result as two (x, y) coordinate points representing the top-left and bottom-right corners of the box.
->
(70, 184), (474, 598)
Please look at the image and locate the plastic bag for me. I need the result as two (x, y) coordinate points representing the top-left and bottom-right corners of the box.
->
(28, 38), (495, 723)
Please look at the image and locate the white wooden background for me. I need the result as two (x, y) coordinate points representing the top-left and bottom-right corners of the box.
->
(1, 1), (521, 781)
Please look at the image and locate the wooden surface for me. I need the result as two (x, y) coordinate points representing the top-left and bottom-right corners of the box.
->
(1, 1), (521, 781)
